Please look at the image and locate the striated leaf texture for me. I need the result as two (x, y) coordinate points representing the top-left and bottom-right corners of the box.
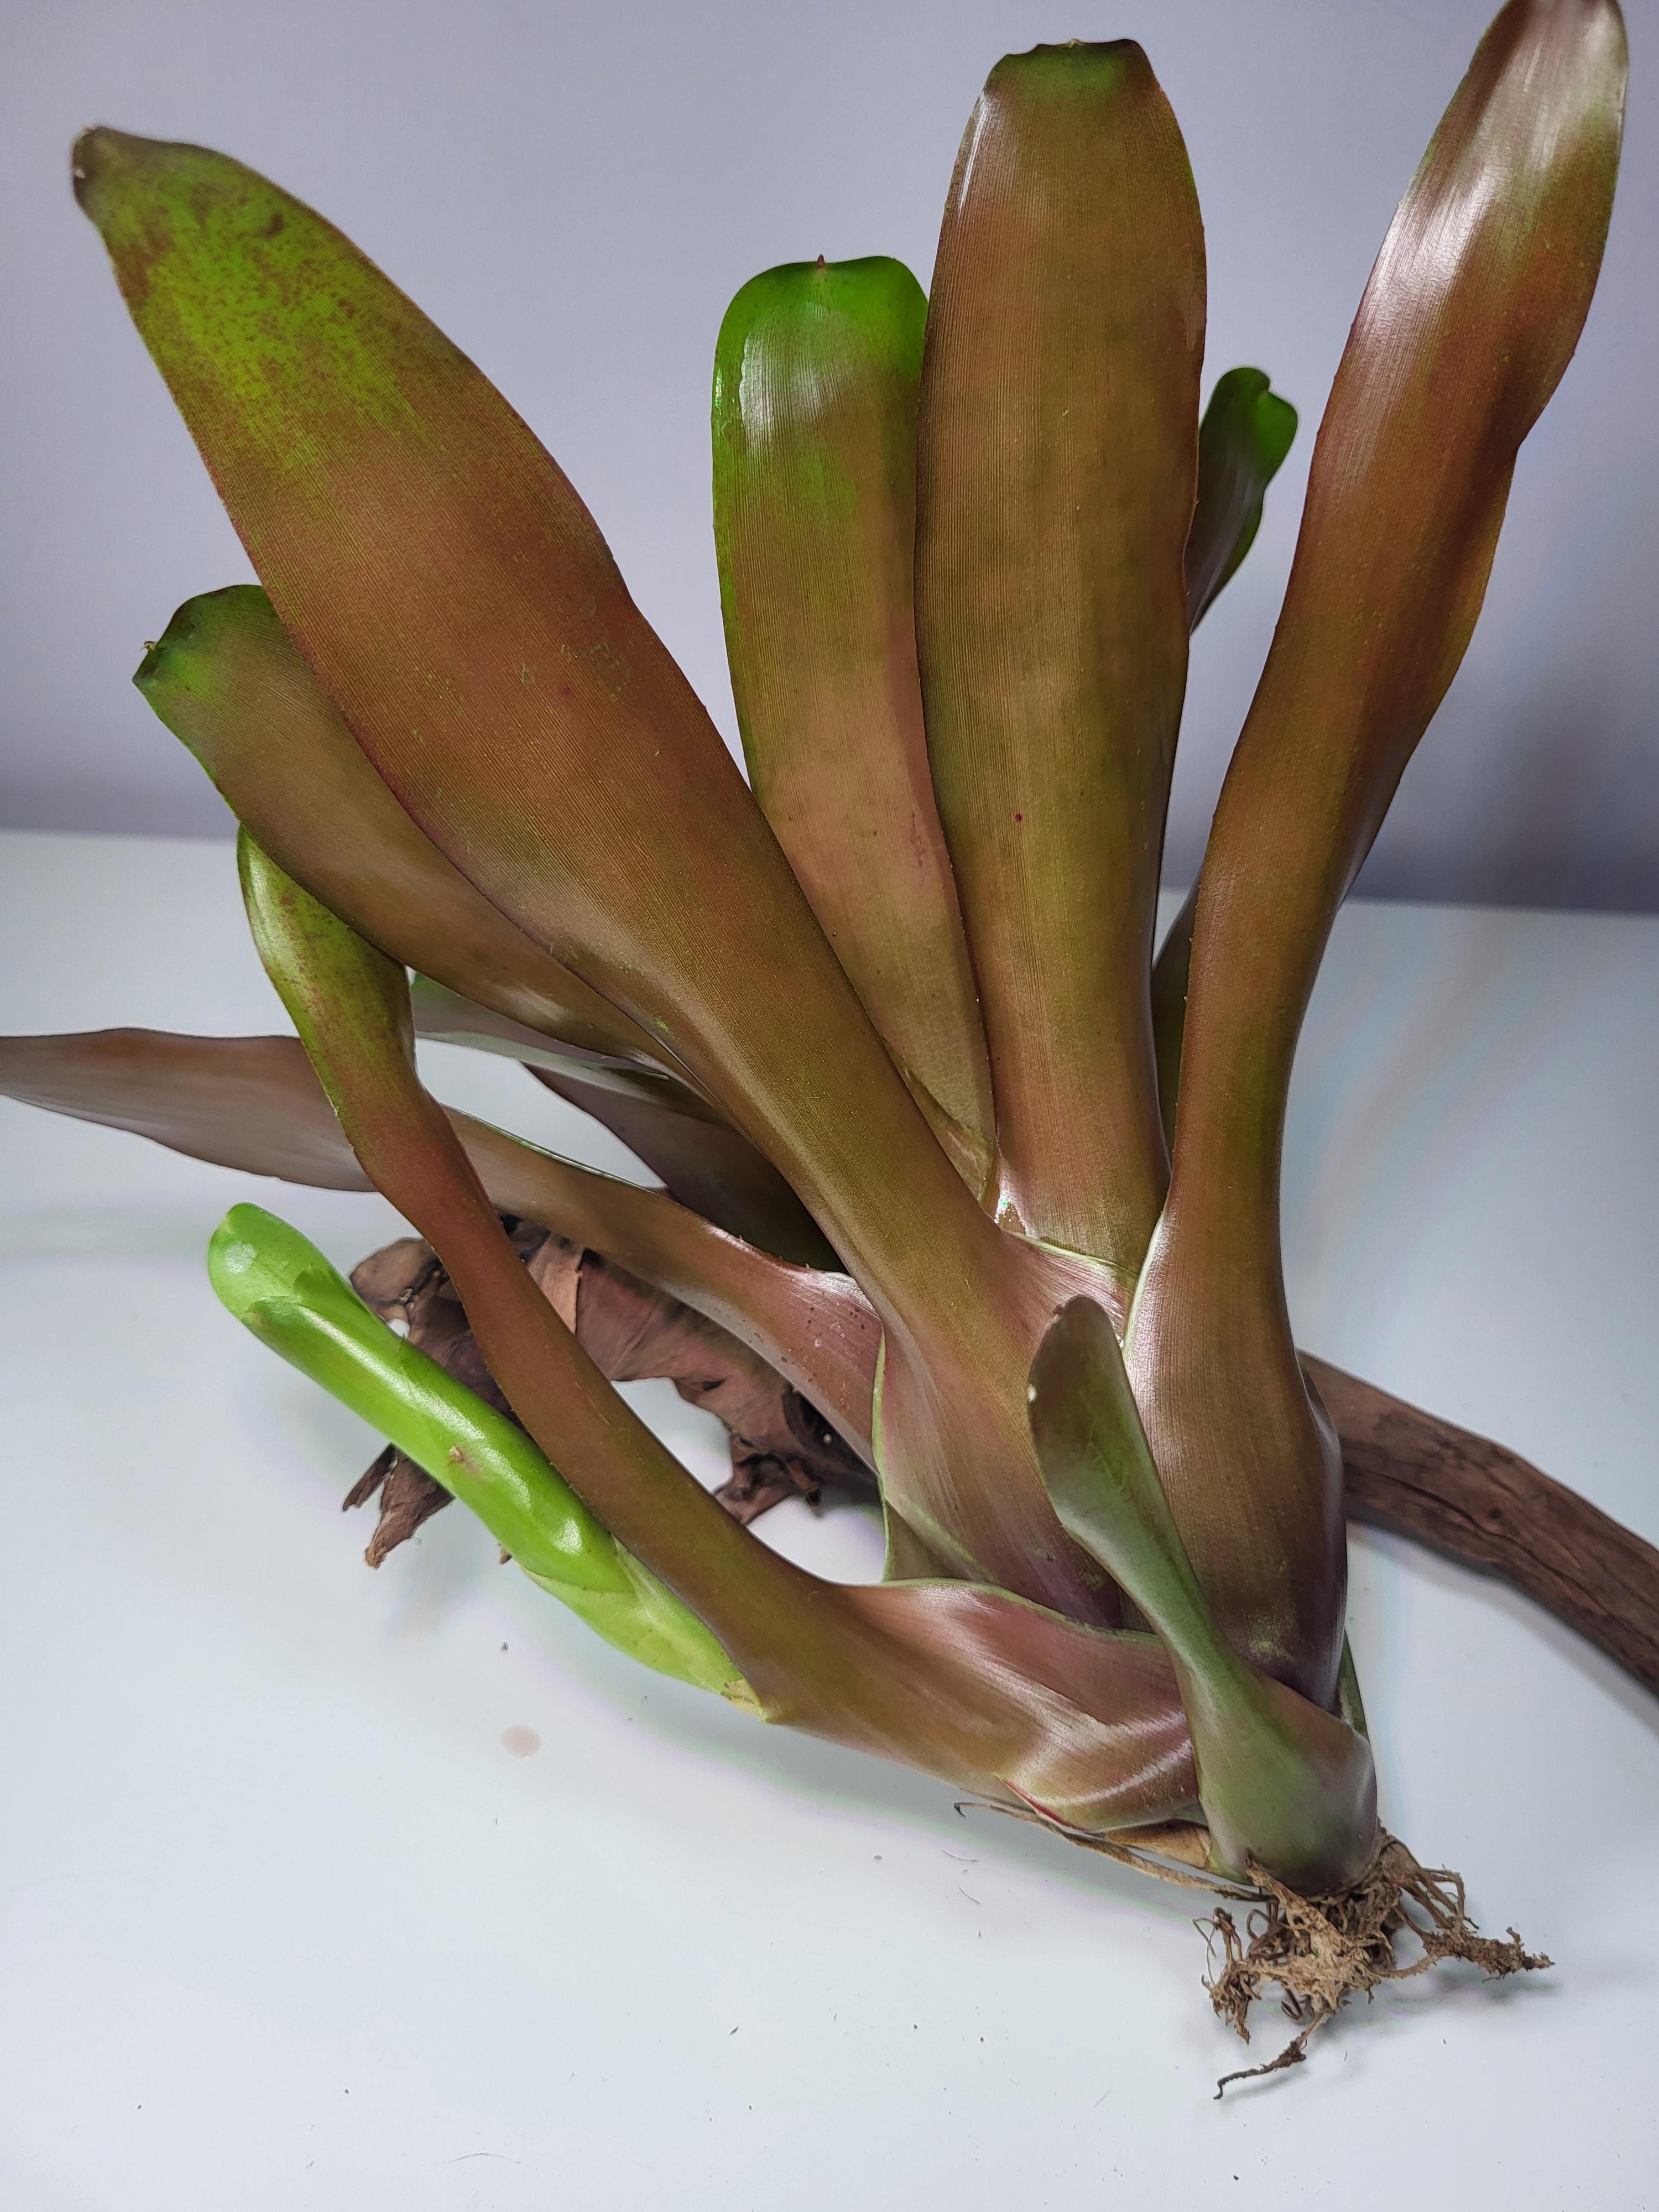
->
(0, 1019), (879, 1449)
(713, 256), (994, 1182)
(237, 834), (1198, 1829)
(1129, 0), (1627, 1702)
(914, 40), (1205, 1296)
(74, 127), (1127, 1624)
(0, 1026), (373, 1189)
(136, 588), (832, 1266)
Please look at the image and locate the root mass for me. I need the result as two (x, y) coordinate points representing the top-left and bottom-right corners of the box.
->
(1201, 1832), (1549, 2093)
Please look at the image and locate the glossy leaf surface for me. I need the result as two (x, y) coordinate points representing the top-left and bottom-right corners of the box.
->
(1149, 378), (1298, 1145)
(237, 836), (1199, 1827)
(1129, 0), (1627, 1699)
(76, 126), (1113, 1621)
(77, 135), (951, 1261)
(915, 40), (1204, 1289)
(713, 256), (993, 1172)
(212, 1202), (753, 1699)
(237, 830), (838, 1640)
(0, 1026), (373, 1189)
(145, 569), (890, 1267)
(136, 587), (680, 1092)
(1031, 1301), (1375, 1888)
(140, 588), (835, 1259)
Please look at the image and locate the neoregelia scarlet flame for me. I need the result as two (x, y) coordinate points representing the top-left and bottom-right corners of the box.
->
(2, 0), (1647, 2088)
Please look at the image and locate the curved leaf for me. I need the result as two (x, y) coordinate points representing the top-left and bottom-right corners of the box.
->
(236, 833), (1198, 1828)
(1129, 0), (1627, 1698)
(914, 40), (1205, 1291)
(136, 587), (678, 1090)
(1030, 1300), (1374, 1888)
(1185, 368), (1298, 628)
(0, 1026), (372, 1190)
(236, 827), (838, 1642)
(0, 1019), (880, 1451)
(138, 587), (834, 1263)
(713, 256), (994, 1176)
(411, 975), (835, 1265)
(457, 1116), (880, 1457)
(525, 1061), (836, 1267)
(76, 127), (1109, 1621)
(76, 135), (957, 1269)
(212, 1202), (753, 1699)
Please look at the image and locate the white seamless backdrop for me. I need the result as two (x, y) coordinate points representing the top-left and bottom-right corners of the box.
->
(2, 0), (1655, 906)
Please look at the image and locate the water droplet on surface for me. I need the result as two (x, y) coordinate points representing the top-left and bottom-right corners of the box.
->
(500, 1725), (541, 1759)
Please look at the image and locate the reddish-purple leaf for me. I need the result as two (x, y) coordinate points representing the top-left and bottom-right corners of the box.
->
(1129, 0), (1626, 1699)
(915, 41), (1204, 1294)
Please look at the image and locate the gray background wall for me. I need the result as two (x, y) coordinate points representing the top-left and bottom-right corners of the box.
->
(2, 0), (1654, 907)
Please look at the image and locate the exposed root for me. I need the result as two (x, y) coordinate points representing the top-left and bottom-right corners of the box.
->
(959, 1802), (1548, 2094)
(1201, 1833), (1550, 2095)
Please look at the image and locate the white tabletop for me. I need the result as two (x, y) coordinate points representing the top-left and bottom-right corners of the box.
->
(2, 830), (1655, 2211)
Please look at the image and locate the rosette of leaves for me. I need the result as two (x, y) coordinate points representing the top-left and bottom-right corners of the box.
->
(3, 0), (1650, 2087)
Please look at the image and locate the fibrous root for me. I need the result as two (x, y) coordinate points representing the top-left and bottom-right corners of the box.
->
(1201, 1832), (1550, 2094)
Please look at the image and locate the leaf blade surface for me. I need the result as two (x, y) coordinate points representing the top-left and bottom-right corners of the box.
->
(1130, 0), (1627, 1697)
(915, 40), (1205, 1286)
(714, 256), (993, 1170)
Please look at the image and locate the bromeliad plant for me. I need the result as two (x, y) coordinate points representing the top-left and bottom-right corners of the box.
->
(3, 0), (1648, 2086)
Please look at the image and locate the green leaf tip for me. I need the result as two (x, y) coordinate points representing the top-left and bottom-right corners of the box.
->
(714, 256), (927, 416)
(208, 1202), (757, 1705)
(134, 581), (269, 687)
(712, 246), (996, 1167)
(984, 39), (1144, 100)
(1186, 368), (1298, 628)
(73, 126), (422, 445)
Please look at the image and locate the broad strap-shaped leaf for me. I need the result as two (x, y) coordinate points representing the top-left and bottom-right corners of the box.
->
(1129, 0), (1626, 1699)
(0, 1018), (880, 1451)
(411, 975), (834, 1265)
(1185, 368), (1298, 628)
(1030, 1300), (1374, 1888)
(136, 586), (679, 1092)
(0, 1026), (373, 1189)
(236, 828), (838, 1649)
(77, 126), (1110, 1623)
(1150, 378), (1298, 1147)
(914, 41), (1205, 1291)
(212, 1202), (755, 1699)
(76, 135), (952, 1265)
(139, 588), (831, 1264)
(713, 257), (993, 1181)
(235, 836), (1200, 1828)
